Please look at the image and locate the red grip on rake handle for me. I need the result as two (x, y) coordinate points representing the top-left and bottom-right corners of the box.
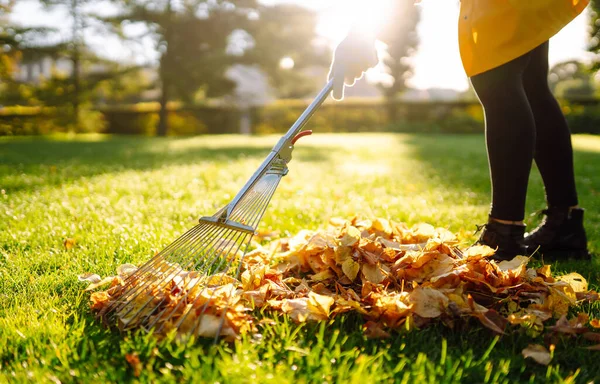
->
(291, 130), (313, 145)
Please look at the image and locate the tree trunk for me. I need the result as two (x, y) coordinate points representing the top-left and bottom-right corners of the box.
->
(385, 89), (398, 124)
(72, 49), (80, 132)
(156, 0), (173, 137)
(157, 72), (169, 137)
(71, 0), (81, 133)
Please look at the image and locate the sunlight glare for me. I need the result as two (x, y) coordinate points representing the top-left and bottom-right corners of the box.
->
(279, 57), (295, 70)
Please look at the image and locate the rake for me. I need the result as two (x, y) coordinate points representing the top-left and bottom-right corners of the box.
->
(98, 80), (334, 341)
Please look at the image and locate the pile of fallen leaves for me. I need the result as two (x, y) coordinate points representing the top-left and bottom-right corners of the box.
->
(81, 217), (600, 364)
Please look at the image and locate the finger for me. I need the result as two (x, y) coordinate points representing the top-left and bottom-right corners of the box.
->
(346, 68), (363, 87)
(331, 63), (345, 101)
(367, 48), (379, 67)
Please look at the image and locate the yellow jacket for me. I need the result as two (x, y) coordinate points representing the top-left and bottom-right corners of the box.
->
(458, 0), (589, 77)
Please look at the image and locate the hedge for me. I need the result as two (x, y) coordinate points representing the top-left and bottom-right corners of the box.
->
(2, 98), (600, 136)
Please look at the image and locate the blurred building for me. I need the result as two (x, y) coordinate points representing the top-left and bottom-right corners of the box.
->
(15, 57), (71, 84)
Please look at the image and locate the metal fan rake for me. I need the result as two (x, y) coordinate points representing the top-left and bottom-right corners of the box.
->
(98, 80), (334, 341)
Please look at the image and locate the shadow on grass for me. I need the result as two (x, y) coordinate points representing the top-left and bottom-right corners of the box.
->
(401, 133), (600, 275)
(0, 135), (333, 194)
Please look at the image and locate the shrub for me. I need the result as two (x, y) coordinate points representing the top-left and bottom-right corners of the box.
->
(562, 104), (600, 134)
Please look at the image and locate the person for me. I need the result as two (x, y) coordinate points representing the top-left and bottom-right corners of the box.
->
(328, 0), (591, 261)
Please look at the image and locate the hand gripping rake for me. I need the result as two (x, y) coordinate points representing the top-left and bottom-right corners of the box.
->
(98, 80), (334, 341)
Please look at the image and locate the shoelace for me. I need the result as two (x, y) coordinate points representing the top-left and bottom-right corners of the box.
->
(474, 223), (487, 235)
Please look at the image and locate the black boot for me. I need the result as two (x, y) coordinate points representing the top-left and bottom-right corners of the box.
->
(475, 218), (528, 261)
(523, 207), (590, 260)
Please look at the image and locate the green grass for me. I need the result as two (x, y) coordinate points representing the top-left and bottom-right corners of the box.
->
(1, 132), (599, 383)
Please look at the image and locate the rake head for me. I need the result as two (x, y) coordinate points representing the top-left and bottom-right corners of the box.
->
(96, 81), (334, 341)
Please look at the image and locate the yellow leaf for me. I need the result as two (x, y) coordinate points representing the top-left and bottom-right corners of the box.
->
(556, 272), (588, 293)
(408, 287), (449, 318)
(335, 245), (352, 264)
(342, 258), (360, 281)
(462, 245), (496, 258)
(339, 226), (361, 247)
(496, 256), (529, 272)
(372, 218), (392, 236)
(310, 269), (335, 282)
(281, 298), (310, 323)
(195, 314), (226, 338)
(307, 291), (335, 320)
(590, 319), (600, 329)
(362, 263), (386, 284)
(522, 344), (551, 365)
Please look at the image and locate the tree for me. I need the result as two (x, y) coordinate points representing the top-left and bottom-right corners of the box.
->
(589, 0), (600, 72)
(242, 4), (328, 99)
(549, 60), (596, 100)
(0, 3), (64, 106)
(377, 0), (420, 121)
(36, 0), (103, 130)
(102, 0), (259, 136)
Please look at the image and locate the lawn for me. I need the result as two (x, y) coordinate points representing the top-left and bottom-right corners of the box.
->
(1, 132), (599, 383)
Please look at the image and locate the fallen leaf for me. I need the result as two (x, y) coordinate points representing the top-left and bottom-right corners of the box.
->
(363, 321), (391, 339)
(585, 344), (600, 351)
(475, 309), (507, 335)
(362, 263), (386, 284)
(125, 353), (142, 377)
(64, 238), (76, 250)
(342, 258), (360, 281)
(281, 298), (310, 323)
(408, 287), (449, 318)
(522, 344), (552, 365)
(339, 226), (361, 247)
(78, 273), (101, 284)
(583, 332), (600, 343)
(307, 291), (335, 320)
(116, 264), (138, 277)
(557, 272), (588, 293)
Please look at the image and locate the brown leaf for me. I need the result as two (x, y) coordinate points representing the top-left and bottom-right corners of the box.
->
(64, 238), (76, 250)
(475, 309), (507, 335)
(522, 344), (552, 365)
(125, 353), (142, 377)
(548, 314), (588, 335)
(362, 263), (386, 284)
(583, 332), (600, 343)
(576, 290), (599, 302)
(584, 344), (600, 351)
(363, 321), (391, 339)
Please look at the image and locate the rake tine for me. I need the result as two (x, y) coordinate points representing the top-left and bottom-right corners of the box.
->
(169, 177), (279, 336)
(114, 224), (229, 326)
(107, 224), (214, 314)
(156, 230), (250, 335)
(100, 80), (334, 340)
(149, 227), (248, 333)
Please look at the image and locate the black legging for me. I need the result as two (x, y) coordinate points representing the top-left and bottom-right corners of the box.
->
(470, 41), (578, 222)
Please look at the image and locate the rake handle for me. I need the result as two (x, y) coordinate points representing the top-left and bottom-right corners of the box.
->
(223, 80), (334, 220)
(277, 79), (334, 150)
